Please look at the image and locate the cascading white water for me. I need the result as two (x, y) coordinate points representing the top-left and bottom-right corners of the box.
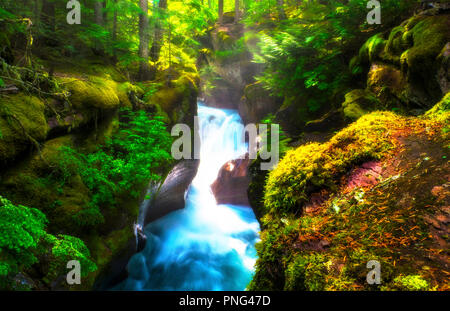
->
(115, 103), (260, 290)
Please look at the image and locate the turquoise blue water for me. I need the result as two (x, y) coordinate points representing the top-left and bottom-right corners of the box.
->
(116, 103), (260, 290)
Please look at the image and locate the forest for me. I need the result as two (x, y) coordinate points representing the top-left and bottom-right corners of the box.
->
(0, 0), (448, 291)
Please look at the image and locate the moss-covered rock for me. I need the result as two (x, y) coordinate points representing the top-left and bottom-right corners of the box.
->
(252, 107), (449, 291)
(341, 89), (381, 121)
(62, 77), (120, 110)
(0, 94), (49, 163)
(0, 135), (91, 234)
(358, 33), (387, 64)
(367, 63), (407, 109)
(264, 111), (406, 216)
(425, 91), (450, 124)
(382, 14), (450, 105)
(146, 72), (199, 125)
(437, 42), (450, 94)
(115, 82), (144, 109)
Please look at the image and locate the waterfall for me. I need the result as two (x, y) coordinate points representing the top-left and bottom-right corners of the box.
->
(114, 102), (261, 291)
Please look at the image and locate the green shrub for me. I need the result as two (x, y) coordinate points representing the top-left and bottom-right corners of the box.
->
(59, 108), (172, 227)
(46, 234), (97, 280)
(0, 195), (96, 289)
(0, 195), (47, 281)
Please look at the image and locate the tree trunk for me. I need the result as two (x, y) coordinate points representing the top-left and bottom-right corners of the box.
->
(94, 1), (105, 53)
(234, 0), (240, 23)
(150, 0), (167, 63)
(104, 0), (108, 24)
(112, 0), (118, 58)
(33, 0), (40, 26)
(94, 1), (104, 26)
(138, 0), (152, 80)
(276, 0), (286, 20)
(218, 0), (224, 24)
(40, 0), (56, 46)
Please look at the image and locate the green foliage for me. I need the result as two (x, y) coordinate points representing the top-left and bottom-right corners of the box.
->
(0, 195), (47, 280)
(248, 0), (417, 114)
(59, 108), (172, 227)
(46, 234), (97, 279)
(0, 195), (96, 289)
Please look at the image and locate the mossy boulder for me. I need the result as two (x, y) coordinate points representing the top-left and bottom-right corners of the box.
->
(115, 82), (144, 109)
(0, 135), (91, 235)
(383, 14), (450, 105)
(350, 33), (387, 75)
(0, 94), (49, 163)
(61, 75), (143, 112)
(437, 42), (450, 94)
(252, 106), (449, 291)
(367, 63), (407, 108)
(146, 72), (199, 126)
(341, 89), (381, 121)
(62, 77), (120, 110)
(264, 111), (405, 216)
(358, 33), (387, 64)
(425, 91), (450, 123)
(222, 11), (236, 24)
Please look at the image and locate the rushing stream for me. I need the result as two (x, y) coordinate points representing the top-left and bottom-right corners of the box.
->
(114, 103), (261, 290)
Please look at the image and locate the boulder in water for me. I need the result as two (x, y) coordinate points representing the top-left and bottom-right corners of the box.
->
(144, 159), (200, 225)
(211, 155), (250, 206)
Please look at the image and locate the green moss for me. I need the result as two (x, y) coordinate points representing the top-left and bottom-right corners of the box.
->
(390, 275), (431, 291)
(425, 92), (450, 122)
(0, 94), (49, 162)
(84, 226), (134, 286)
(0, 135), (93, 235)
(367, 64), (407, 108)
(146, 72), (199, 124)
(384, 25), (411, 62)
(115, 82), (144, 109)
(264, 111), (404, 216)
(62, 76), (120, 110)
(342, 89), (381, 121)
(400, 15), (449, 71)
(284, 253), (328, 291)
(382, 15), (449, 101)
(358, 33), (386, 64)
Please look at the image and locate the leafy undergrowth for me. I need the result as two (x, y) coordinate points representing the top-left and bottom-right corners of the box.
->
(250, 98), (449, 291)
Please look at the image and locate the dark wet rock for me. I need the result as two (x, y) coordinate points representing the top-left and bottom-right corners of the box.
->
(437, 42), (450, 94)
(304, 109), (345, 132)
(144, 159), (200, 225)
(211, 155), (251, 206)
(92, 235), (137, 290)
